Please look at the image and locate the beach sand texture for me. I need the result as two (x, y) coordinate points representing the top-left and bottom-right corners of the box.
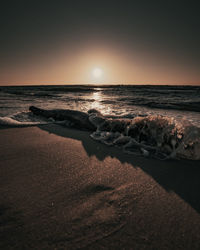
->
(0, 125), (200, 249)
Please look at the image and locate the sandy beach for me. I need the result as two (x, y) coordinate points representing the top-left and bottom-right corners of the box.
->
(0, 124), (200, 249)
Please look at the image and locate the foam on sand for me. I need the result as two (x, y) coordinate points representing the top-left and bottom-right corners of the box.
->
(2, 106), (200, 160)
(88, 109), (200, 160)
(0, 116), (43, 127)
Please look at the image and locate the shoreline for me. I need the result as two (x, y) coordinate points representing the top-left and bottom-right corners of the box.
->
(0, 124), (200, 249)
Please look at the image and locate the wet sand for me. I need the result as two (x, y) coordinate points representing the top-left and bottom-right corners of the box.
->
(0, 124), (200, 249)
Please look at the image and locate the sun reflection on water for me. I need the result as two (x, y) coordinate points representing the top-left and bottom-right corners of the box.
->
(91, 91), (103, 110)
(87, 90), (111, 115)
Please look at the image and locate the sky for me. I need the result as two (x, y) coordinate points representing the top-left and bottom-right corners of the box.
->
(0, 0), (199, 85)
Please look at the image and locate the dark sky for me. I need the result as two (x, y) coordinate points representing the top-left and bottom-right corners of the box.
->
(0, 0), (199, 85)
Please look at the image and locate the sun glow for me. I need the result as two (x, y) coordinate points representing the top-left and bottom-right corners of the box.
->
(92, 67), (103, 80)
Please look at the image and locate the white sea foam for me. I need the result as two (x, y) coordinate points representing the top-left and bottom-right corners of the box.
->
(89, 110), (200, 160)
(1, 106), (200, 160)
(0, 112), (70, 127)
(0, 111), (54, 127)
(0, 116), (42, 127)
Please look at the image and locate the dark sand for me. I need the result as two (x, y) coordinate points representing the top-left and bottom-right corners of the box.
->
(0, 124), (200, 249)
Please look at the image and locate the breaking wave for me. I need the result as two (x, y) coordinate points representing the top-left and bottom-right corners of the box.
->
(88, 109), (200, 160)
(1, 106), (200, 160)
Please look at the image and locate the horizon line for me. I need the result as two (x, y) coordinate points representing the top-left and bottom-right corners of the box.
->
(0, 82), (200, 87)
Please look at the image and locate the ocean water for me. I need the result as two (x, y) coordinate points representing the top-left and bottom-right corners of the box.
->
(0, 85), (200, 126)
(0, 85), (200, 160)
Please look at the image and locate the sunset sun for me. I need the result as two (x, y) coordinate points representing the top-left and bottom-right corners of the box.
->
(92, 67), (103, 79)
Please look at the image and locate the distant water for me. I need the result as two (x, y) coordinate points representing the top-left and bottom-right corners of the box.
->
(0, 85), (200, 127)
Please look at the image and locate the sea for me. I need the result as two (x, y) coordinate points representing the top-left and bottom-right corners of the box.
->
(1, 84), (200, 160)
(0, 85), (199, 127)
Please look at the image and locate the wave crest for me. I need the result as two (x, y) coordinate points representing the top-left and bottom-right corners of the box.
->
(89, 110), (200, 160)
